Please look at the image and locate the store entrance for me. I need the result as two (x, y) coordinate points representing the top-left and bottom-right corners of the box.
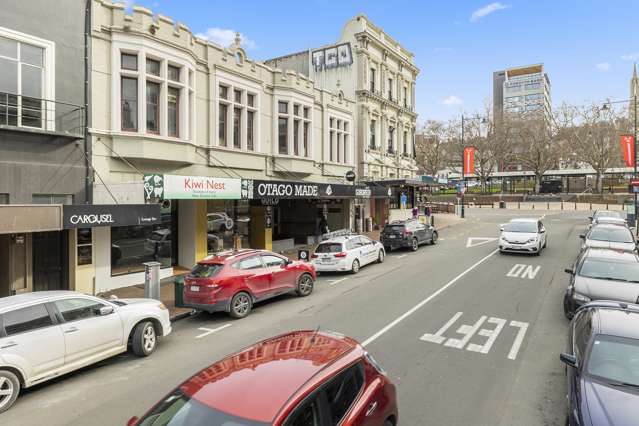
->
(32, 231), (68, 292)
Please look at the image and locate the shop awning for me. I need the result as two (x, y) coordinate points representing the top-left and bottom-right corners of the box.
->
(62, 204), (161, 229)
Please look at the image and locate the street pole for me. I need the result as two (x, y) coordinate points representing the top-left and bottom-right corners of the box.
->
(461, 115), (465, 218)
(634, 95), (637, 235)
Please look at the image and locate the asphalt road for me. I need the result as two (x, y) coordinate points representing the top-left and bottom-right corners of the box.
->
(2, 209), (588, 426)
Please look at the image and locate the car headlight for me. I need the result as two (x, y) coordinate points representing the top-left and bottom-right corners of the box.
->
(526, 237), (537, 243)
(158, 302), (168, 310)
(572, 291), (591, 304)
(500, 236), (509, 243)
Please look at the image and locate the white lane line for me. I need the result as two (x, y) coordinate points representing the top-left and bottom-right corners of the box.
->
(328, 277), (349, 286)
(396, 254), (407, 259)
(507, 321), (529, 360)
(362, 249), (499, 347)
(195, 323), (232, 339)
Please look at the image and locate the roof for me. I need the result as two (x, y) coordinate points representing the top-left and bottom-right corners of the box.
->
(198, 249), (267, 264)
(509, 218), (538, 223)
(0, 291), (78, 311)
(590, 223), (631, 230)
(583, 247), (639, 262)
(594, 304), (639, 340)
(319, 235), (361, 244)
(179, 330), (358, 423)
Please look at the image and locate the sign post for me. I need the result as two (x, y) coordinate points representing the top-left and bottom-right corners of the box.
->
(462, 146), (475, 219)
(621, 135), (638, 233)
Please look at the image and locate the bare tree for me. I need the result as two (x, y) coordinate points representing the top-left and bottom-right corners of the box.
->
(415, 120), (447, 176)
(555, 102), (628, 193)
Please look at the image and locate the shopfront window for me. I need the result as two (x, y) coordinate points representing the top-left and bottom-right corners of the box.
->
(207, 200), (251, 254)
(111, 203), (176, 276)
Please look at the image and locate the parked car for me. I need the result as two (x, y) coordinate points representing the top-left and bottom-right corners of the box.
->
(589, 210), (626, 226)
(499, 218), (547, 255)
(144, 229), (171, 258)
(580, 223), (637, 252)
(127, 330), (398, 426)
(563, 248), (639, 319)
(560, 301), (639, 426)
(0, 291), (171, 413)
(183, 249), (316, 319)
(312, 235), (385, 274)
(380, 219), (438, 252)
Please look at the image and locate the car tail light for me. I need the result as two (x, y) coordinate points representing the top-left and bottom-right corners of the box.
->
(311, 254), (318, 259)
(334, 252), (347, 258)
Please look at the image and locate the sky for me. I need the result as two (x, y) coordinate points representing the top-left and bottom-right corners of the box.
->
(125, 0), (639, 125)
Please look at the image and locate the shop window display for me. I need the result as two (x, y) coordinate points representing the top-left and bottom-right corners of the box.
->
(207, 200), (251, 254)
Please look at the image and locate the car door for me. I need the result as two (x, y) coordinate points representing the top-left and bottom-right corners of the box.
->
(414, 222), (427, 244)
(359, 237), (377, 265)
(262, 255), (296, 294)
(0, 303), (65, 382)
(538, 221), (546, 247)
(568, 309), (592, 424)
(51, 297), (124, 367)
(323, 363), (366, 425)
(236, 255), (272, 300)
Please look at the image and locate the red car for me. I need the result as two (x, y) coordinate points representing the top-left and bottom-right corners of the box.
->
(128, 330), (398, 426)
(183, 249), (316, 319)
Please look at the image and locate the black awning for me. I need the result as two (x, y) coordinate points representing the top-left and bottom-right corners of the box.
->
(63, 204), (161, 229)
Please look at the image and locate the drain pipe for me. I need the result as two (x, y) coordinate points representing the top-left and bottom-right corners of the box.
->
(83, 0), (92, 204)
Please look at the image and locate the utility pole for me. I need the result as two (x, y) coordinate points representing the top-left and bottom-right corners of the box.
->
(460, 115), (465, 218)
(634, 94), (637, 234)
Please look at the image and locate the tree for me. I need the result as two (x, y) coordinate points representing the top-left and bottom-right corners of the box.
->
(555, 102), (628, 193)
(415, 120), (446, 176)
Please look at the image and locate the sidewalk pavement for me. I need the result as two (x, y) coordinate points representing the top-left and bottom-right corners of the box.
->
(101, 213), (463, 319)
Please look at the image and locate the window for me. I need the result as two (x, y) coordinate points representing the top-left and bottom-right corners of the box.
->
(369, 67), (375, 92)
(403, 131), (408, 155)
(324, 364), (365, 423)
(146, 58), (160, 76)
(329, 130), (335, 162)
(207, 200), (251, 253)
(121, 77), (138, 131)
(32, 194), (72, 204)
(247, 110), (255, 151)
(146, 81), (160, 133)
(3, 304), (53, 336)
(329, 117), (350, 164)
(167, 87), (179, 137)
(237, 256), (263, 270)
(77, 228), (92, 266)
(218, 103), (228, 146)
(303, 122), (309, 157)
(388, 78), (393, 100)
(286, 397), (321, 426)
(121, 53), (137, 70)
(167, 64), (180, 82)
(403, 86), (408, 108)
(304, 107), (310, 119)
(370, 120), (376, 149)
(190, 263), (224, 278)
(278, 101), (288, 114)
(278, 100), (310, 157)
(388, 126), (395, 153)
(219, 85), (228, 100)
(278, 117), (288, 154)
(293, 119), (300, 156)
(262, 255), (285, 268)
(218, 82), (257, 150)
(233, 107), (241, 148)
(234, 89), (242, 104)
(53, 298), (106, 322)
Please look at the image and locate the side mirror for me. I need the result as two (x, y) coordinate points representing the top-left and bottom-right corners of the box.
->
(540, 229), (546, 234)
(284, 259), (293, 267)
(559, 353), (578, 368)
(99, 305), (115, 316)
(564, 268), (574, 275)
(588, 216), (593, 220)
(499, 226), (504, 232)
(579, 234), (586, 239)
(127, 417), (139, 426)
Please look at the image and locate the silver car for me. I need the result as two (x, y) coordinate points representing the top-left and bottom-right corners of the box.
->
(580, 223), (637, 253)
(588, 210), (627, 228)
(563, 248), (639, 318)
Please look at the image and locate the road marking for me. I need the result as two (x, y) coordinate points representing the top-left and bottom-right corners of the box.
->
(466, 237), (498, 248)
(328, 277), (349, 286)
(195, 323), (231, 339)
(420, 312), (529, 359)
(362, 249), (499, 347)
(396, 254), (407, 259)
(508, 321), (529, 360)
(506, 264), (541, 279)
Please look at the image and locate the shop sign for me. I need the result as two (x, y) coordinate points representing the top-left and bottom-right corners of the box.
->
(241, 179), (392, 200)
(145, 174), (242, 200)
(63, 204), (161, 229)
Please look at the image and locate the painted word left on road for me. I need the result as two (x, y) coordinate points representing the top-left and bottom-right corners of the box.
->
(420, 312), (529, 360)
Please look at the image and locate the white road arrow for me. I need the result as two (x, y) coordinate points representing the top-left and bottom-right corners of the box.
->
(466, 237), (498, 248)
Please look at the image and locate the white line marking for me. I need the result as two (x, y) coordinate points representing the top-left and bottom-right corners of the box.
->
(420, 312), (463, 344)
(507, 321), (529, 360)
(466, 317), (507, 354)
(328, 277), (349, 286)
(466, 237), (498, 248)
(362, 249), (499, 347)
(396, 254), (407, 259)
(521, 265), (541, 280)
(195, 323), (232, 339)
(445, 316), (487, 349)
(507, 264), (526, 278)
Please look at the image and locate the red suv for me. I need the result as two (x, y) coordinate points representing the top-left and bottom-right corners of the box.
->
(183, 250), (316, 319)
(128, 330), (398, 426)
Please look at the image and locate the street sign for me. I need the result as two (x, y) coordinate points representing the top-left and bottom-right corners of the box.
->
(345, 170), (356, 182)
(298, 249), (310, 262)
(463, 147), (475, 176)
(620, 135), (635, 167)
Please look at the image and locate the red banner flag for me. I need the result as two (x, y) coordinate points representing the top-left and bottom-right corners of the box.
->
(620, 135), (635, 167)
(463, 146), (475, 176)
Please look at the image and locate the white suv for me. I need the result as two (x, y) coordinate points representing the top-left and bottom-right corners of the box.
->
(0, 291), (171, 412)
(311, 235), (385, 273)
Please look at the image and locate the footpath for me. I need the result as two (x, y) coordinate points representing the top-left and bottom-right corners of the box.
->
(99, 213), (464, 320)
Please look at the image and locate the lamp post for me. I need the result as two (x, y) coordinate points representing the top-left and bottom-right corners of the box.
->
(460, 115), (488, 219)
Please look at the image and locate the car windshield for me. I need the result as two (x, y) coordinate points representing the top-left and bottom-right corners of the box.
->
(588, 227), (634, 243)
(137, 388), (269, 426)
(579, 258), (639, 282)
(384, 225), (405, 232)
(315, 243), (343, 253)
(503, 222), (537, 233)
(189, 263), (224, 278)
(587, 334), (639, 387)
(595, 211), (623, 220)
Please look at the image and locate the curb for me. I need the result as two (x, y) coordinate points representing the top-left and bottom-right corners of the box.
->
(170, 309), (196, 322)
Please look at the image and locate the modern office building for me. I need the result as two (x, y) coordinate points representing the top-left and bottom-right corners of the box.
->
(493, 63), (551, 121)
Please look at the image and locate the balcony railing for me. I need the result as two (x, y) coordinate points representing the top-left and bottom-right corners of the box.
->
(0, 92), (85, 138)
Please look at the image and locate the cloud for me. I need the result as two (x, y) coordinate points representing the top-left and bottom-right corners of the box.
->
(622, 52), (639, 61)
(595, 62), (610, 72)
(470, 2), (511, 22)
(196, 28), (257, 50)
(434, 47), (453, 53)
(442, 95), (463, 107)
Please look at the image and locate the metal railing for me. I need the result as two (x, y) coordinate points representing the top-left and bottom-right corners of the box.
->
(0, 92), (85, 137)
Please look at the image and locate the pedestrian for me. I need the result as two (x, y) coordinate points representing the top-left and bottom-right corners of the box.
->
(412, 206), (418, 219)
(400, 192), (407, 210)
(318, 214), (329, 236)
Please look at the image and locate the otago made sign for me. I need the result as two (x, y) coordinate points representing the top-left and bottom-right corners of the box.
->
(144, 174), (242, 200)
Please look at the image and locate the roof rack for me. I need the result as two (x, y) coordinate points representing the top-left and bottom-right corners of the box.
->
(577, 300), (639, 314)
(321, 229), (356, 240)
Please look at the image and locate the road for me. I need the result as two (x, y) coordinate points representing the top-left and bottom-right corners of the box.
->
(2, 209), (587, 426)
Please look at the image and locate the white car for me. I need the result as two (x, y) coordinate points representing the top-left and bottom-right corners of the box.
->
(499, 218), (547, 255)
(311, 235), (385, 273)
(0, 291), (171, 412)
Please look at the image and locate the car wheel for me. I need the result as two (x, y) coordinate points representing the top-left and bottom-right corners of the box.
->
(229, 292), (252, 319)
(0, 370), (20, 413)
(377, 250), (385, 263)
(384, 245), (391, 252)
(564, 299), (574, 320)
(411, 237), (419, 251)
(295, 274), (314, 297)
(384, 418), (395, 426)
(431, 231), (439, 245)
(543, 239), (547, 249)
(351, 259), (360, 274)
(132, 321), (157, 357)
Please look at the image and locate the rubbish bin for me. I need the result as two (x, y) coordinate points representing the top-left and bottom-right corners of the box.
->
(174, 275), (185, 308)
(499, 201), (506, 209)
